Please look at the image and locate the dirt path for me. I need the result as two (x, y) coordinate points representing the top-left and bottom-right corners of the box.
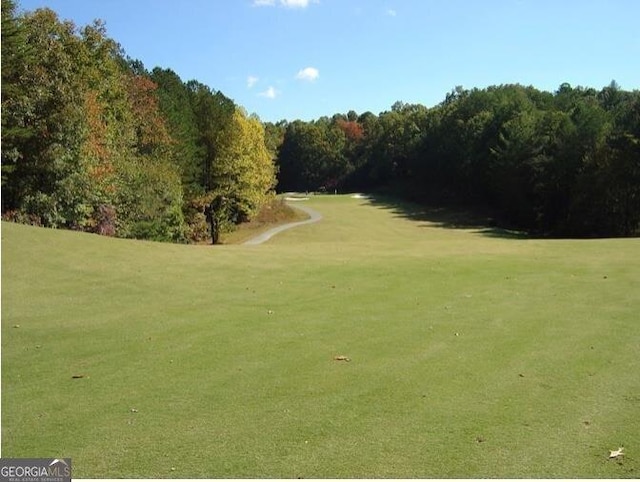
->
(243, 203), (322, 245)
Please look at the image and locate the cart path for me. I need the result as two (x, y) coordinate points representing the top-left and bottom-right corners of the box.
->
(243, 203), (322, 245)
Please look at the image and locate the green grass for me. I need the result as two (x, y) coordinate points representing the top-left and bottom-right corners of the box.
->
(2, 195), (639, 478)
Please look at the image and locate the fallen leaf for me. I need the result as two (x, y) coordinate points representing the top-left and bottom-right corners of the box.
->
(130, 408), (139, 413)
(71, 374), (85, 379)
(334, 355), (351, 362)
(609, 447), (624, 458)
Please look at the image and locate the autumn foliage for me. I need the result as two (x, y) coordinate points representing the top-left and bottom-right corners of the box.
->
(336, 119), (364, 142)
(1, 1), (276, 242)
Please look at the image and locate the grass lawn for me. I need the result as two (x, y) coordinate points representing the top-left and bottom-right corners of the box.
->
(2, 194), (639, 478)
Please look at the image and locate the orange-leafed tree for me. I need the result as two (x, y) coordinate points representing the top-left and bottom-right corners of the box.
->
(125, 73), (173, 156)
(335, 118), (365, 143)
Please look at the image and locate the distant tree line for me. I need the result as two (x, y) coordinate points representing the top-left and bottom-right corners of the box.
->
(1, 0), (276, 242)
(273, 83), (640, 237)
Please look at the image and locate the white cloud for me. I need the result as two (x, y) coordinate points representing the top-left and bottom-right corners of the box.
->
(386, 8), (397, 16)
(247, 76), (259, 88)
(258, 86), (278, 99)
(253, 0), (316, 8)
(295, 67), (319, 82)
(280, 0), (310, 7)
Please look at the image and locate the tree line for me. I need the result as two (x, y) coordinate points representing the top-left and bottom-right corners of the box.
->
(273, 84), (640, 237)
(3, 1), (638, 240)
(1, 0), (276, 242)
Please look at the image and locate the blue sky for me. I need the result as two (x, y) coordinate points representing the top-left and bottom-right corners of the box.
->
(17, 0), (640, 122)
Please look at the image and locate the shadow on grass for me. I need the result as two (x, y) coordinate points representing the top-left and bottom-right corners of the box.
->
(363, 193), (531, 240)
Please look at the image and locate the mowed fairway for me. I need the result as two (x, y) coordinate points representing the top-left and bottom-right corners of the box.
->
(2, 195), (639, 478)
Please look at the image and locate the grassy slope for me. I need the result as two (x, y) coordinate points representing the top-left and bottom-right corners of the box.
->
(2, 195), (639, 478)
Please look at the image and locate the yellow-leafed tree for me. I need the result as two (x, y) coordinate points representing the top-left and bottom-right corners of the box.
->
(212, 108), (276, 224)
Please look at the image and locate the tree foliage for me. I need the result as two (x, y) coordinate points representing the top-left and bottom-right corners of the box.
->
(276, 84), (640, 237)
(2, 3), (277, 243)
